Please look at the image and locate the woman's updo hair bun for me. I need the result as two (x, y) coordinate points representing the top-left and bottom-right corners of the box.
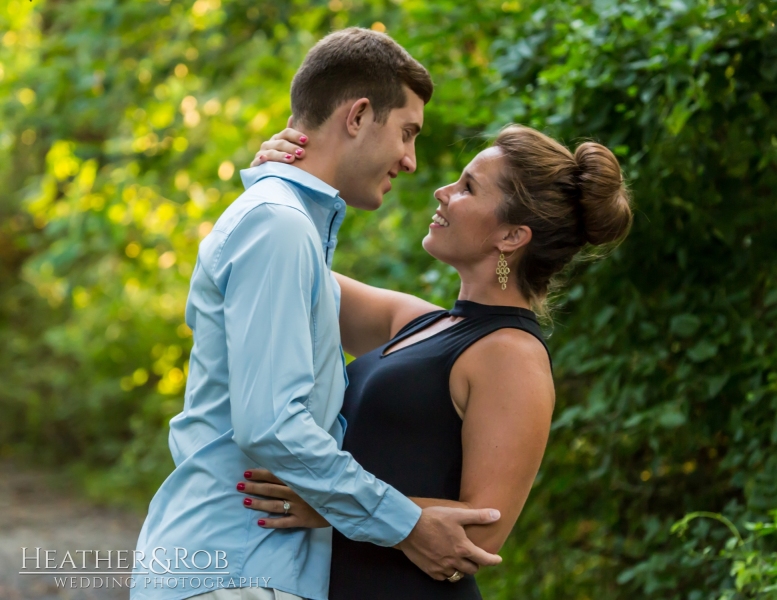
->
(574, 142), (633, 246)
(494, 124), (633, 316)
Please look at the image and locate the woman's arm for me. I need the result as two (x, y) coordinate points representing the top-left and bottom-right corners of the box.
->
(453, 328), (555, 553)
(335, 272), (441, 357)
(238, 470), (476, 529)
(407, 332), (554, 550)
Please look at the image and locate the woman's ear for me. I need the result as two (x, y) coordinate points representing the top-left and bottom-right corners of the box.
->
(500, 224), (532, 254)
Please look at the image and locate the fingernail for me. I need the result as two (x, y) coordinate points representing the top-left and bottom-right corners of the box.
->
(243, 498), (252, 506)
(299, 136), (307, 143)
(244, 471), (252, 479)
(285, 154), (292, 160)
(236, 482), (245, 491)
(257, 519), (266, 526)
(489, 509), (500, 520)
(294, 149), (303, 156)
(259, 155), (266, 161)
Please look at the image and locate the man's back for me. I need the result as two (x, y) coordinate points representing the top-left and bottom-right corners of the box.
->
(132, 168), (348, 600)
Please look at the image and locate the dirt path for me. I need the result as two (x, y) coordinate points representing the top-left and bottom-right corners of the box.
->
(0, 461), (146, 600)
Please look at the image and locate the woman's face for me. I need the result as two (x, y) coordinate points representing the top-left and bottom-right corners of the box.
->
(422, 146), (511, 269)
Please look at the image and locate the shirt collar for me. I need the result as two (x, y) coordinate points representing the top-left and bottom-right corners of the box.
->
(240, 162), (340, 208)
(239, 162), (346, 269)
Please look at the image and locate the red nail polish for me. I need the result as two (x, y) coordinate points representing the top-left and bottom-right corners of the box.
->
(259, 155), (265, 161)
(257, 519), (266, 526)
(243, 498), (252, 506)
(244, 471), (252, 479)
(299, 136), (307, 143)
(295, 149), (303, 156)
(236, 482), (245, 491)
(285, 154), (292, 160)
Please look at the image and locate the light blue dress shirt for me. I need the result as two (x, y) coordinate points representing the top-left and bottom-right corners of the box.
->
(131, 163), (422, 600)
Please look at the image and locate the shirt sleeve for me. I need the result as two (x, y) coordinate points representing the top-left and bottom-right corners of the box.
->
(213, 202), (421, 547)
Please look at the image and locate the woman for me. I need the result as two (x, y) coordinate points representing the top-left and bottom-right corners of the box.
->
(237, 124), (632, 599)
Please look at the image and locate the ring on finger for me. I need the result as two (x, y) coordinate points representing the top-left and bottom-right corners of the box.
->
(283, 501), (291, 515)
(446, 570), (464, 583)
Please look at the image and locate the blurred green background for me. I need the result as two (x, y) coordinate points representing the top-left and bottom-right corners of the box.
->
(2, 0), (777, 597)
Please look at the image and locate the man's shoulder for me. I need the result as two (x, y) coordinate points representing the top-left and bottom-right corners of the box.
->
(212, 176), (314, 237)
(196, 178), (320, 278)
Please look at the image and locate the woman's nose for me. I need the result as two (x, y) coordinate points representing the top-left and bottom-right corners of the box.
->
(434, 186), (450, 204)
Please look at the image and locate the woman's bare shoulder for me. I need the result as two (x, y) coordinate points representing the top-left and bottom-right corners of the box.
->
(471, 327), (550, 362)
(455, 327), (554, 399)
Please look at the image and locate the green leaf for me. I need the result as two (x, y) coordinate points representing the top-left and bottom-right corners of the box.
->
(686, 340), (718, 363)
(657, 405), (687, 428)
(670, 313), (702, 338)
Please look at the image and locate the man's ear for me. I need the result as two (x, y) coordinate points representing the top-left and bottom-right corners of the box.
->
(287, 115), (294, 128)
(345, 98), (372, 138)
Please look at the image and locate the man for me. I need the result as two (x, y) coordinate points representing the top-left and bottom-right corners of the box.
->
(131, 27), (501, 600)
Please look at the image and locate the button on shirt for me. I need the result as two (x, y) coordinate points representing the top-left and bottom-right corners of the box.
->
(131, 163), (422, 600)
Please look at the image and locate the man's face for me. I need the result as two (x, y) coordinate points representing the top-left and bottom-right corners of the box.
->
(337, 87), (425, 210)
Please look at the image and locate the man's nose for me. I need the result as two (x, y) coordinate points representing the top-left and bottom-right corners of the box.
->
(400, 150), (417, 174)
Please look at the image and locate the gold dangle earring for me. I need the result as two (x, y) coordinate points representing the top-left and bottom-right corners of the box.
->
(496, 252), (510, 290)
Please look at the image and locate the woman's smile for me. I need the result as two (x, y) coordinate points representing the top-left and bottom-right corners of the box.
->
(430, 212), (450, 228)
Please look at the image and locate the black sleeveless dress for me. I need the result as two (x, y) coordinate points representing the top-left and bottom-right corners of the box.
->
(329, 300), (552, 600)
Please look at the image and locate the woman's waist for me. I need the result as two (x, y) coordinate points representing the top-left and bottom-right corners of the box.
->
(341, 440), (463, 500)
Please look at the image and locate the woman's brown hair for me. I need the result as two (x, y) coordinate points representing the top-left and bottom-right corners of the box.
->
(494, 125), (633, 318)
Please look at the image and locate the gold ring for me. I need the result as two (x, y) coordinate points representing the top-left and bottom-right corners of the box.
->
(446, 570), (463, 583)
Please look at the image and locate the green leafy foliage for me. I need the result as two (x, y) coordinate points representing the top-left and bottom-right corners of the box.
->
(1, 0), (776, 597)
(672, 511), (777, 598)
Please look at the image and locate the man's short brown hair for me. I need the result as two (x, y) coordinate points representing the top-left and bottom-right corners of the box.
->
(290, 27), (433, 129)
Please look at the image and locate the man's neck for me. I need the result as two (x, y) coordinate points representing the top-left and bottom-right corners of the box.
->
(286, 128), (343, 191)
(291, 157), (338, 190)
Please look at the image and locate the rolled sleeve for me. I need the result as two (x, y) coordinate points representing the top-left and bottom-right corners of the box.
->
(214, 202), (420, 546)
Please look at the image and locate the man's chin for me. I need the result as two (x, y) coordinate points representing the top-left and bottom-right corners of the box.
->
(351, 194), (383, 211)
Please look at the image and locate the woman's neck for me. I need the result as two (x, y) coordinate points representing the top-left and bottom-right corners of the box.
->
(456, 267), (532, 310)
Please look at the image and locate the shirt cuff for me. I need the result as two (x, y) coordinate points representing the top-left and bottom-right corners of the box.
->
(351, 486), (422, 547)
